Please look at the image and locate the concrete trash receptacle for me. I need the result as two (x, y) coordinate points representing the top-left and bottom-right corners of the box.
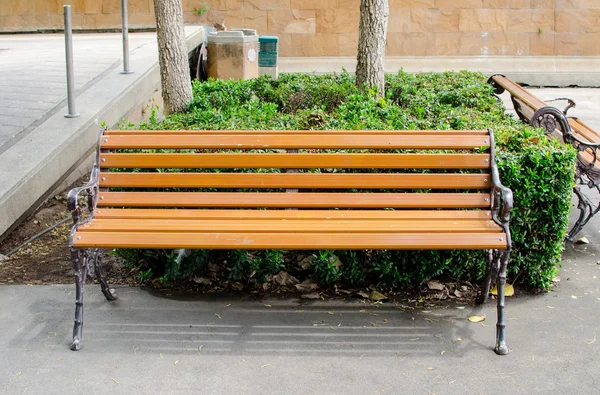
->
(207, 29), (258, 80)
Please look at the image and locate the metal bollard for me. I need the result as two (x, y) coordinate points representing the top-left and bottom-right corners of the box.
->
(120, 0), (133, 74)
(63, 5), (79, 118)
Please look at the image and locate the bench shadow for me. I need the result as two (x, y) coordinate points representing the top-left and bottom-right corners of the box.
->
(18, 285), (503, 358)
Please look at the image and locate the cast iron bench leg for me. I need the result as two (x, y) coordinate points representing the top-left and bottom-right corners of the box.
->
(70, 248), (87, 351)
(494, 249), (510, 355)
(92, 248), (117, 301)
(477, 249), (494, 305)
(70, 248), (116, 351)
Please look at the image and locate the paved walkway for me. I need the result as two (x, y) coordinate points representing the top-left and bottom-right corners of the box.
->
(0, 33), (159, 152)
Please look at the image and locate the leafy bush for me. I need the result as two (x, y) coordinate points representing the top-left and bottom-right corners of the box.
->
(117, 71), (575, 290)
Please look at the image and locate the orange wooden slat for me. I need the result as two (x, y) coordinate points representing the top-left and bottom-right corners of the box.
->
(100, 134), (490, 150)
(99, 153), (492, 169)
(99, 172), (491, 189)
(72, 231), (508, 250)
(79, 218), (502, 233)
(570, 118), (600, 144)
(96, 192), (491, 208)
(492, 75), (547, 110)
(104, 129), (489, 136)
(94, 208), (493, 220)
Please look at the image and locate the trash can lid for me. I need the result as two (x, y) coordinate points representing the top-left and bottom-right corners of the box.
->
(259, 36), (279, 43)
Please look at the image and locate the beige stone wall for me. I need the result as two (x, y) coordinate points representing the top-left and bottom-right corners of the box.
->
(2, 0), (599, 56)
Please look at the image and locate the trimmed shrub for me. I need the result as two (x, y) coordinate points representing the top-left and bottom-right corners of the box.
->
(116, 71), (575, 290)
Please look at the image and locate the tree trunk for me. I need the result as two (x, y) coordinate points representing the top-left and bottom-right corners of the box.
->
(153, 0), (192, 115)
(355, 0), (389, 99)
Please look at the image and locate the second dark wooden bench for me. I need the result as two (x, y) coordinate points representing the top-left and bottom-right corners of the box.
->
(488, 74), (600, 240)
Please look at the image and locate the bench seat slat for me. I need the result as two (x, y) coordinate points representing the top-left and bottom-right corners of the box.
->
(104, 129), (490, 136)
(94, 208), (493, 220)
(97, 192), (491, 208)
(99, 172), (491, 189)
(79, 218), (502, 233)
(99, 153), (492, 169)
(72, 231), (508, 250)
(100, 134), (490, 150)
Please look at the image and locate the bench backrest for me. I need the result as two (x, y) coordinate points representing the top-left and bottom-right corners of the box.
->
(94, 129), (495, 211)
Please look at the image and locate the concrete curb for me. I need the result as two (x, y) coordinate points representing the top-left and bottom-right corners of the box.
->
(0, 26), (205, 240)
(279, 56), (600, 87)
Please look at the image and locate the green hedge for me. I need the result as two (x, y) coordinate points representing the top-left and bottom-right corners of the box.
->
(117, 71), (575, 290)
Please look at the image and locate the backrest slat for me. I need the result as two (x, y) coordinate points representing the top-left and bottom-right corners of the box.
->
(99, 172), (491, 189)
(100, 153), (491, 169)
(97, 192), (491, 208)
(100, 134), (490, 150)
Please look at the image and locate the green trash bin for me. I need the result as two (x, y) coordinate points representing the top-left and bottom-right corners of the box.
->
(258, 36), (278, 78)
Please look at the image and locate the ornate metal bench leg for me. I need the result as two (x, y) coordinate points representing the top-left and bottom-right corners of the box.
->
(92, 248), (117, 301)
(567, 186), (594, 242)
(70, 248), (88, 351)
(494, 249), (510, 355)
(477, 249), (495, 305)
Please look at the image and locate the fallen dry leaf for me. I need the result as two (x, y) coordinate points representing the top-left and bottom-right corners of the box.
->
(490, 284), (514, 297)
(369, 290), (388, 301)
(468, 315), (486, 323)
(301, 292), (320, 299)
(295, 279), (318, 294)
(273, 271), (299, 287)
(427, 280), (445, 291)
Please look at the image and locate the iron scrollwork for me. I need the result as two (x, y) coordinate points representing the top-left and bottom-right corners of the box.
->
(68, 129), (116, 351)
(477, 129), (513, 355)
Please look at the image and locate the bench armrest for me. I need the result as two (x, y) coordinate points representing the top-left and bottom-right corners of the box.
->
(488, 129), (513, 227)
(67, 129), (105, 246)
(67, 164), (100, 226)
(544, 97), (576, 115)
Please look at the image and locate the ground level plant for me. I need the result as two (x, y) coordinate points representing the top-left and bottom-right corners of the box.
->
(117, 71), (575, 292)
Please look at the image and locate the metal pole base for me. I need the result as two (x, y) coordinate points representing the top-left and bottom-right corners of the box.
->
(120, 70), (134, 75)
(64, 113), (80, 118)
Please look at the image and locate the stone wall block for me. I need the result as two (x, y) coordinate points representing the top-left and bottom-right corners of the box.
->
(334, 8), (359, 33)
(483, 32), (530, 55)
(242, 8), (268, 33)
(338, 32), (359, 55)
(581, 0), (600, 8)
(436, 0), (482, 8)
(245, 0), (291, 10)
(291, 0), (337, 9)
(81, 0), (103, 14)
(390, 0), (435, 7)
(435, 32), (483, 55)
(556, 0), (581, 8)
(578, 33), (600, 55)
(554, 32), (579, 54)
(530, 0), (554, 8)
(411, 8), (460, 32)
(529, 32), (555, 55)
(316, 9), (336, 33)
(389, 8), (411, 32)
(556, 9), (600, 32)
(387, 32), (435, 55)
(291, 33), (339, 56)
(268, 9), (316, 34)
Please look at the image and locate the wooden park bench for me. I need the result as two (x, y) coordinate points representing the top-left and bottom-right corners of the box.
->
(67, 129), (513, 354)
(488, 74), (600, 240)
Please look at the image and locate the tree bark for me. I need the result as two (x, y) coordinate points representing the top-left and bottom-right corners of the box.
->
(153, 0), (192, 114)
(355, 0), (389, 99)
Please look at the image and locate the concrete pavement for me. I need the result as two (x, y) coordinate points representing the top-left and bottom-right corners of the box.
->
(1, 215), (599, 395)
